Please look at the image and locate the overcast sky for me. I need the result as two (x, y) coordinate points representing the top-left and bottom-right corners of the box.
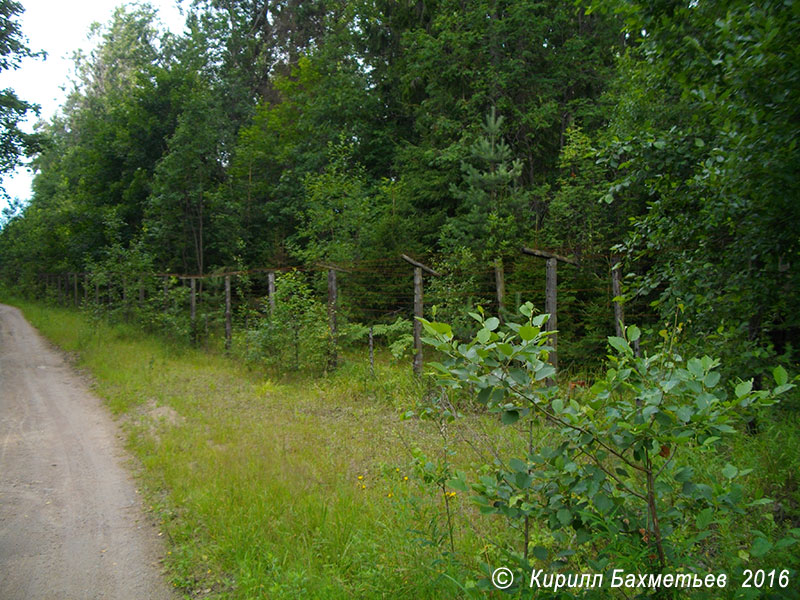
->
(0, 0), (187, 207)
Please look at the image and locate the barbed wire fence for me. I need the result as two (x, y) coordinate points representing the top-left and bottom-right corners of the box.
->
(36, 248), (657, 379)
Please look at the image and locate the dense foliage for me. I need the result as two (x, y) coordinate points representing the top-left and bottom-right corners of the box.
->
(421, 307), (796, 592)
(0, 0), (43, 198)
(0, 0), (797, 367)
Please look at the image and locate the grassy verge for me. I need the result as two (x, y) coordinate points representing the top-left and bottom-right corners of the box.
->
(8, 300), (514, 599)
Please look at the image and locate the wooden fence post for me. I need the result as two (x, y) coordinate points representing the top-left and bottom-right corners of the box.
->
(267, 271), (276, 314)
(224, 275), (232, 351)
(163, 276), (169, 313)
(495, 258), (506, 322)
(413, 266), (423, 374)
(122, 276), (128, 319)
(521, 247), (580, 384)
(327, 268), (338, 369)
(369, 325), (375, 378)
(401, 254), (441, 376)
(190, 277), (197, 344)
(611, 259), (625, 338)
(545, 257), (558, 372)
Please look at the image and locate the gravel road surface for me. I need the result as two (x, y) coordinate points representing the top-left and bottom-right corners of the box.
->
(0, 304), (174, 599)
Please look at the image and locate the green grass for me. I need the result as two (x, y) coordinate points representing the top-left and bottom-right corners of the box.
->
(6, 297), (800, 599)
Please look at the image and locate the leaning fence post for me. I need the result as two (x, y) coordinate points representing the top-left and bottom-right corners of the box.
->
(401, 254), (441, 376)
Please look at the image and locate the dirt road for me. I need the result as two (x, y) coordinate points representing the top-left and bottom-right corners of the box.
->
(0, 304), (174, 599)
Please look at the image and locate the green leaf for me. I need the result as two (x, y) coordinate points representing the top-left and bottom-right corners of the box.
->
(695, 507), (714, 530)
(735, 380), (753, 398)
(531, 314), (548, 328)
(490, 388), (506, 404)
(773, 365), (788, 386)
(518, 324), (538, 341)
(477, 387), (493, 404)
(497, 342), (514, 357)
(447, 477), (469, 492)
(501, 410), (519, 425)
(557, 508), (572, 526)
(747, 498), (773, 507)
(535, 364), (556, 381)
(675, 406), (692, 423)
(509, 458), (528, 473)
(627, 324), (641, 342)
(551, 398), (564, 414)
(594, 493), (614, 514)
(576, 529), (592, 545)
(750, 537), (772, 558)
(607, 336), (632, 355)
(476, 328), (491, 344)
(532, 546), (547, 561)
(642, 404), (659, 419)
(508, 368), (528, 386)
(721, 463), (738, 479)
(484, 317), (500, 331)
(704, 371), (721, 388)
(423, 321), (453, 338)
(687, 358), (704, 379)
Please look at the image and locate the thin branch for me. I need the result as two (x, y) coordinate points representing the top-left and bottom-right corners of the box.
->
(654, 446), (677, 481)
(575, 446), (647, 501)
(506, 380), (648, 473)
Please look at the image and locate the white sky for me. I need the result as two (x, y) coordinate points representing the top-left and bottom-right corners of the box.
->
(0, 0), (188, 208)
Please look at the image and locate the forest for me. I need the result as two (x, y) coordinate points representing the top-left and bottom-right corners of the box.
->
(0, 0), (798, 367)
(0, 0), (799, 598)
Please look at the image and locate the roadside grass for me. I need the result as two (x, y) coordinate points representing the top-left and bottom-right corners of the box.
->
(5, 296), (799, 598)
